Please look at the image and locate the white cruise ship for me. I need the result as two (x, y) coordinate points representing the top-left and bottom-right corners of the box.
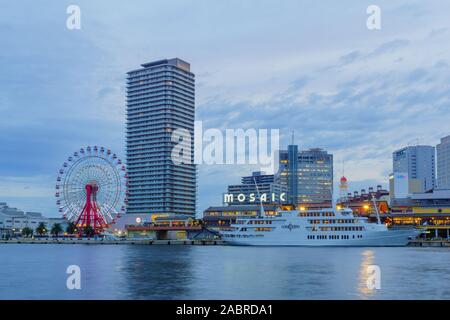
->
(219, 207), (420, 246)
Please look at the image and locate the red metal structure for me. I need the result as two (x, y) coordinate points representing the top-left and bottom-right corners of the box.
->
(75, 183), (107, 233)
(55, 146), (127, 235)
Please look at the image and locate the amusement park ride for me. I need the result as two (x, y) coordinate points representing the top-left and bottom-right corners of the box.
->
(55, 146), (127, 234)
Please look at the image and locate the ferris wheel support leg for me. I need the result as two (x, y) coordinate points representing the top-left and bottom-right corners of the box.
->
(75, 203), (88, 232)
(92, 201), (101, 232)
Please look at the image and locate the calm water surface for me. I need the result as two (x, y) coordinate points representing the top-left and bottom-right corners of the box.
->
(0, 245), (449, 300)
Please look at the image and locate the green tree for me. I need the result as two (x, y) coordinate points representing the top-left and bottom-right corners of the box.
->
(36, 222), (47, 236)
(83, 225), (95, 238)
(21, 227), (33, 238)
(51, 223), (63, 236)
(66, 222), (77, 234)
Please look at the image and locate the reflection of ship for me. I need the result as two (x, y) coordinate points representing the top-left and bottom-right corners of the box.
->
(219, 207), (421, 246)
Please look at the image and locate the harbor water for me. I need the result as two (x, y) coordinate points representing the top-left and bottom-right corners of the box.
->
(0, 245), (449, 300)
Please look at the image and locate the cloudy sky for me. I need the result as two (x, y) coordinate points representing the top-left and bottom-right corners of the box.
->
(1, 0), (449, 216)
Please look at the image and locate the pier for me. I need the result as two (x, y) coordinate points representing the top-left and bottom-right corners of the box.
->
(408, 239), (450, 247)
(0, 238), (225, 245)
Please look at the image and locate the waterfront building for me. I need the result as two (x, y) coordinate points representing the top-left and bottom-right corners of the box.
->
(125, 214), (203, 240)
(126, 58), (196, 216)
(224, 171), (286, 205)
(0, 202), (67, 236)
(437, 135), (450, 190)
(276, 146), (333, 205)
(379, 189), (450, 239)
(392, 145), (436, 195)
(338, 185), (390, 217)
(203, 205), (280, 230)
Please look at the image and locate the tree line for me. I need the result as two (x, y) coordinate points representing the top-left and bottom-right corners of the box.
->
(21, 222), (97, 237)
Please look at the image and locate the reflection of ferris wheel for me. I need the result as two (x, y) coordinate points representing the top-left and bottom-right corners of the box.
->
(55, 146), (127, 232)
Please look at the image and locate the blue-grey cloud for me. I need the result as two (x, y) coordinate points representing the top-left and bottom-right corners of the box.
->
(1, 0), (450, 216)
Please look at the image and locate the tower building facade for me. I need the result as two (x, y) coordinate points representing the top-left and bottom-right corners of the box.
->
(393, 145), (436, 194)
(437, 136), (450, 190)
(126, 58), (196, 216)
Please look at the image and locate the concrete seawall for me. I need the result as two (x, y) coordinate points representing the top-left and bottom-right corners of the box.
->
(0, 239), (225, 245)
(3, 239), (448, 247)
(408, 240), (450, 247)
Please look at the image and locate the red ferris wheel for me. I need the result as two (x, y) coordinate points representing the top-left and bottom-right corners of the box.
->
(55, 146), (127, 233)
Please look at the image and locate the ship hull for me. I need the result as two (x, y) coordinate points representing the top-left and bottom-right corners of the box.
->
(223, 229), (419, 247)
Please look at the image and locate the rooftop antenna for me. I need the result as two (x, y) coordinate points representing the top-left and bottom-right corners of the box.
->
(291, 130), (295, 145)
(253, 176), (265, 217)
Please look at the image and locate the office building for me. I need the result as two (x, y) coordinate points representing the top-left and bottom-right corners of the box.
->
(276, 146), (333, 205)
(126, 58), (196, 216)
(393, 145), (436, 194)
(437, 135), (450, 190)
(277, 145), (299, 205)
(297, 148), (333, 204)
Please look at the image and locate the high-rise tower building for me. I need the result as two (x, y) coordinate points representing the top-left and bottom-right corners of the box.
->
(393, 145), (436, 194)
(277, 145), (299, 205)
(126, 58), (196, 216)
(437, 135), (450, 190)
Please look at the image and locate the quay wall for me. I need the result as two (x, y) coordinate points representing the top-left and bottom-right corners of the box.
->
(0, 238), (225, 245)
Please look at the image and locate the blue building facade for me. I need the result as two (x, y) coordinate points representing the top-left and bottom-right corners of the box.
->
(393, 145), (436, 193)
(126, 58), (196, 216)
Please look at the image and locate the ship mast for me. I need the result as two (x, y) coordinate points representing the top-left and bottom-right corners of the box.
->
(372, 195), (381, 224)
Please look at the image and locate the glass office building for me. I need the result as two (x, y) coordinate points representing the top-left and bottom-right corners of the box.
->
(297, 148), (333, 204)
(277, 146), (333, 205)
(126, 58), (196, 216)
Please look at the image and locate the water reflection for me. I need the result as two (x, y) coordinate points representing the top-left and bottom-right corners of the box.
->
(357, 250), (377, 299)
(2, 245), (450, 299)
(122, 246), (194, 299)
